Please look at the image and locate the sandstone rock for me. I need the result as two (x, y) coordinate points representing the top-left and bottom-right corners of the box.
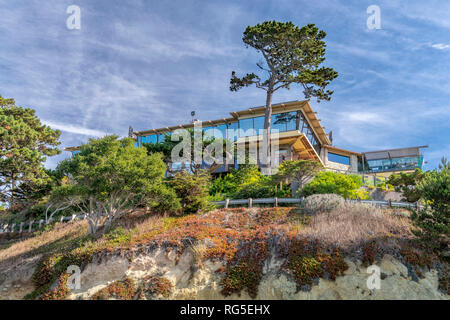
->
(379, 254), (408, 277)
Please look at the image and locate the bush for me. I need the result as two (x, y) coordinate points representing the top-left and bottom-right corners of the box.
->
(413, 167), (450, 251)
(300, 194), (345, 215)
(231, 183), (274, 199)
(209, 165), (265, 197)
(170, 170), (211, 214)
(301, 171), (365, 199)
(387, 169), (424, 203)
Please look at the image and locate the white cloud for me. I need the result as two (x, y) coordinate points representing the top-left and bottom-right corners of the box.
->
(347, 112), (385, 123)
(42, 120), (107, 137)
(430, 43), (450, 50)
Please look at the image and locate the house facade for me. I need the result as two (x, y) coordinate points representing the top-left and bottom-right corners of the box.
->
(66, 100), (427, 176)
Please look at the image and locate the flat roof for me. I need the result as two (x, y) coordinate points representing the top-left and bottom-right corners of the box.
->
(362, 145), (428, 160)
(323, 145), (362, 156)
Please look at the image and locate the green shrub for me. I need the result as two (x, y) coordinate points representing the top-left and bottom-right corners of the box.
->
(170, 170), (211, 214)
(301, 171), (365, 199)
(210, 165), (264, 197)
(413, 167), (450, 251)
(300, 194), (345, 215)
(387, 169), (424, 203)
(231, 183), (274, 199)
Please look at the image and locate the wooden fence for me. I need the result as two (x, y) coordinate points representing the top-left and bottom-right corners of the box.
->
(212, 197), (422, 210)
(0, 213), (88, 234)
(0, 198), (422, 234)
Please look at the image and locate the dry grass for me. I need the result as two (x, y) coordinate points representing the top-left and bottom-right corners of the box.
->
(0, 220), (89, 270)
(0, 205), (416, 272)
(299, 202), (414, 249)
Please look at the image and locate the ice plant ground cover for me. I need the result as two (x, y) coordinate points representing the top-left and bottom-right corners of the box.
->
(0, 202), (447, 299)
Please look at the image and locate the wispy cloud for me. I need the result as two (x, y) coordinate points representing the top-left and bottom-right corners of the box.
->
(430, 43), (450, 50)
(42, 120), (107, 137)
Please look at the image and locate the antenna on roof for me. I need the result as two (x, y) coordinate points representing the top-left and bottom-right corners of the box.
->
(191, 110), (196, 123)
(128, 126), (134, 138)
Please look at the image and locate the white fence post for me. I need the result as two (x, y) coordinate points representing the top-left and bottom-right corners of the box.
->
(248, 198), (253, 208)
(19, 222), (23, 233)
(71, 214), (76, 221)
(60, 216), (64, 223)
(38, 220), (43, 229)
(29, 220), (34, 233)
(274, 197), (278, 207)
(225, 199), (230, 209)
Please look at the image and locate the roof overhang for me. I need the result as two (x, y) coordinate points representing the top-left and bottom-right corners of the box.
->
(363, 146), (428, 160)
(323, 145), (361, 157)
(236, 130), (324, 165)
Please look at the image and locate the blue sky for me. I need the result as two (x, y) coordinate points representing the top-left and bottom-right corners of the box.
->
(0, 0), (449, 169)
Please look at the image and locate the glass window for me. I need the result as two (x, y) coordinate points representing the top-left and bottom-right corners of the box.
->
(157, 133), (166, 143)
(253, 116), (265, 134)
(145, 135), (157, 144)
(227, 121), (238, 141)
(286, 111), (298, 131)
(203, 126), (214, 139)
(328, 152), (350, 165)
(271, 113), (287, 133)
(216, 124), (227, 140)
(239, 118), (255, 137)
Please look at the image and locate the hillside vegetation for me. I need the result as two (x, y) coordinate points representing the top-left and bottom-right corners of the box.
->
(1, 200), (448, 299)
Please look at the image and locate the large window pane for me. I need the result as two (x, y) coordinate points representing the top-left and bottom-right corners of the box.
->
(216, 124), (227, 140)
(286, 111), (298, 131)
(239, 118), (255, 137)
(328, 152), (350, 165)
(146, 135), (157, 144)
(157, 133), (166, 143)
(271, 113), (287, 132)
(253, 116), (265, 134)
(227, 121), (238, 141)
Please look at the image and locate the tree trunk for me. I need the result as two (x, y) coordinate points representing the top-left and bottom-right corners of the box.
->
(262, 83), (274, 175)
(10, 172), (15, 207)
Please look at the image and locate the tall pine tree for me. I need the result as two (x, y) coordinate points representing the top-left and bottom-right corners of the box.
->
(0, 95), (61, 208)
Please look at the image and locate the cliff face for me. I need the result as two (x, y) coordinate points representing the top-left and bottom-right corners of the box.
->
(1, 205), (448, 300)
(1, 246), (447, 300)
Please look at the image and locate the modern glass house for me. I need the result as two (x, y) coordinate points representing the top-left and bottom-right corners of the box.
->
(65, 100), (427, 176)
